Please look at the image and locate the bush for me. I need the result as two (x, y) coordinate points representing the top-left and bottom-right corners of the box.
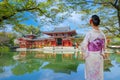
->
(0, 46), (10, 53)
(109, 37), (120, 45)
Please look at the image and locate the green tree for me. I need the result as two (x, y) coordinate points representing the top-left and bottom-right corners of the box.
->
(61, 0), (120, 37)
(94, 0), (120, 37)
(0, 32), (16, 46)
(13, 24), (41, 36)
(0, 0), (64, 26)
(0, 0), (120, 37)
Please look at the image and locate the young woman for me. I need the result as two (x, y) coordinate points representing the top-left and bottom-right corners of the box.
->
(81, 15), (106, 80)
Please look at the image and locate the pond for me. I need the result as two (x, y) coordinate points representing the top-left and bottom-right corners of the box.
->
(0, 50), (120, 80)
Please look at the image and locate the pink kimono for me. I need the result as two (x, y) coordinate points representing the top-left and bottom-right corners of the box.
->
(81, 29), (106, 80)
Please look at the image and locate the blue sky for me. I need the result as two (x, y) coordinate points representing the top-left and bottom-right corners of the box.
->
(21, 12), (39, 27)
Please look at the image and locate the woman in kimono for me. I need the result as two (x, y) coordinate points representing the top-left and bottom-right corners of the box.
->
(81, 15), (106, 80)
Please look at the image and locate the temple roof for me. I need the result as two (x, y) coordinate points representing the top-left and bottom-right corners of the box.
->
(42, 27), (77, 35)
(19, 37), (55, 41)
(24, 34), (37, 37)
(53, 26), (70, 32)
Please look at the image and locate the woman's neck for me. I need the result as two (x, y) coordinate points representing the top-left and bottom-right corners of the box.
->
(92, 26), (99, 31)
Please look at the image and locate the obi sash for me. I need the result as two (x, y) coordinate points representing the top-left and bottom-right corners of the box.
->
(88, 38), (105, 52)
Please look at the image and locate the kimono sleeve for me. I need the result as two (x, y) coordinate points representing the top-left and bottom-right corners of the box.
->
(81, 32), (90, 54)
(101, 32), (107, 55)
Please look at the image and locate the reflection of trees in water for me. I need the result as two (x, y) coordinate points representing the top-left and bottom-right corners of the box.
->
(12, 59), (43, 75)
(108, 52), (120, 64)
(12, 51), (85, 74)
(0, 66), (4, 73)
(43, 55), (83, 74)
(56, 54), (62, 62)
(104, 53), (115, 72)
(42, 52), (84, 74)
(43, 61), (79, 74)
(0, 52), (15, 74)
(12, 51), (48, 75)
(115, 53), (120, 64)
(11, 51), (84, 74)
(0, 53), (14, 66)
(104, 59), (113, 72)
(12, 51), (120, 75)
(109, 53), (116, 60)
(104, 52), (120, 72)
(3, 51), (120, 75)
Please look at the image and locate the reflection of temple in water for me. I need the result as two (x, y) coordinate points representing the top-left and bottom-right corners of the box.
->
(17, 51), (111, 61)
(17, 51), (83, 61)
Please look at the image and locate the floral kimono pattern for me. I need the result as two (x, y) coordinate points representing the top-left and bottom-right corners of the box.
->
(81, 29), (106, 80)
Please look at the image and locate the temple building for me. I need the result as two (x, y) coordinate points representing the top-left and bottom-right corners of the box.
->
(18, 27), (77, 48)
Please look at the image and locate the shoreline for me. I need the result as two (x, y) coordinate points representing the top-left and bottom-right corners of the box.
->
(16, 46), (115, 54)
(16, 46), (80, 52)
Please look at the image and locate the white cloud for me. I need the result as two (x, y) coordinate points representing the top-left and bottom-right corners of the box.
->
(37, 10), (89, 35)
(49, 6), (59, 10)
(0, 24), (13, 32)
(0, 66), (13, 78)
(36, 0), (47, 3)
(68, 12), (83, 24)
(38, 69), (69, 80)
(54, 12), (89, 34)
(104, 61), (120, 80)
(41, 25), (54, 31)
(5, 24), (13, 32)
(56, 12), (68, 18)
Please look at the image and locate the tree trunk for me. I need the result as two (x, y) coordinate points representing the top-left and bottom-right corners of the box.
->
(118, 0), (120, 34)
(118, 12), (120, 34)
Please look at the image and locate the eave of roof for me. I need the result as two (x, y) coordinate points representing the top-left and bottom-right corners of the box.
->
(42, 30), (77, 35)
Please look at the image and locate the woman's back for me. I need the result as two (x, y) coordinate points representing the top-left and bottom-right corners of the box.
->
(87, 29), (106, 52)
(88, 29), (105, 42)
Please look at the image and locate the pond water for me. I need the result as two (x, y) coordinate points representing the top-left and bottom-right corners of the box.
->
(0, 50), (120, 80)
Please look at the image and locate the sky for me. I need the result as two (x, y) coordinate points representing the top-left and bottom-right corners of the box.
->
(19, 9), (92, 35)
(38, 12), (92, 34)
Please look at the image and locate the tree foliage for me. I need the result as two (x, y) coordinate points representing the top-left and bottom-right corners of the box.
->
(0, 32), (16, 46)
(13, 24), (41, 36)
(0, 0), (119, 37)
(93, 0), (120, 37)
(61, 0), (120, 37)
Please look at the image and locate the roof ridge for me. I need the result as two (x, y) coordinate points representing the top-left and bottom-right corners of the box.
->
(53, 26), (70, 32)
